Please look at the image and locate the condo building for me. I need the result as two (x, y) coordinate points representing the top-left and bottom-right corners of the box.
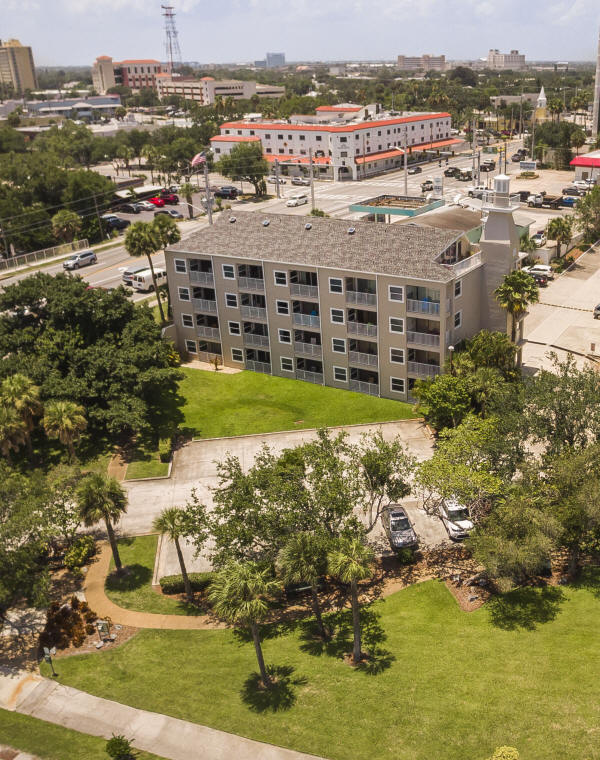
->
(397, 55), (446, 72)
(0, 39), (37, 95)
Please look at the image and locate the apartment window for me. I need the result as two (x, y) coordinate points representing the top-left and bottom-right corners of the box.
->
(390, 348), (405, 364)
(222, 264), (235, 279)
(332, 337), (346, 354)
(278, 328), (291, 344)
(274, 270), (287, 286)
(316, 135), (322, 141)
(228, 321), (241, 336)
(225, 293), (238, 308)
(181, 314), (193, 328)
(288, 134), (292, 140)
(333, 366), (348, 383)
(279, 148), (284, 154)
(389, 285), (404, 302)
(278, 134), (283, 139)
(390, 317), (404, 334)
(265, 133), (271, 139)
(178, 287), (190, 301)
(454, 279), (462, 298)
(341, 151), (347, 158)
(266, 148), (272, 153)
(250, 130), (255, 135)
(231, 347), (244, 363)
(330, 308), (345, 324)
(276, 300), (289, 315)
(280, 357), (294, 372)
(454, 311), (462, 329)
(340, 136), (347, 143)
(237, 130), (242, 135)
(391, 377), (405, 394)
(329, 277), (343, 294)
(299, 135), (306, 141)
(174, 258), (186, 274)
(185, 339), (197, 354)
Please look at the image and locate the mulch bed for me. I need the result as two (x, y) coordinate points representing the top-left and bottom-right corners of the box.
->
(52, 623), (139, 659)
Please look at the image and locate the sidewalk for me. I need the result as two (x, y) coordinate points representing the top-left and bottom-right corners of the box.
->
(0, 670), (325, 760)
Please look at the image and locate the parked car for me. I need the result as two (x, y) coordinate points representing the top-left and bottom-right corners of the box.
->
(531, 232), (547, 247)
(522, 263), (554, 280)
(154, 208), (184, 219)
(444, 166), (459, 177)
(467, 185), (487, 198)
(130, 267), (167, 292)
(63, 250), (97, 270)
(119, 203), (141, 214)
(159, 193), (179, 205)
(286, 193), (308, 207)
(573, 180), (591, 191)
(102, 215), (130, 231)
(148, 197), (165, 207)
(381, 505), (418, 552)
(561, 196), (578, 207)
(480, 161), (495, 172)
(439, 499), (474, 540)
(122, 262), (149, 284)
(562, 186), (585, 196)
(136, 200), (156, 211)
(291, 176), (311, 186)
(213, 186), (238, 199)
(421, 179), (434, 192)
(531, 272), (548, 286)
(268, 176), (286, 185)
(407, 166), (422, 175)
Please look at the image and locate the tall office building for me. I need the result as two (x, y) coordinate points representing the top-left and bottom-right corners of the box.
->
(265, 52), (285, 68)
(0, 39), (37, 95)
(593, 27), (600, 140)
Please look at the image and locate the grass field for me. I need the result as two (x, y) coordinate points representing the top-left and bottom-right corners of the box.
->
(179, 367), (416, 439)
(125, 443), (169, 480)
(105, 535), (201, 616)
(43, 575), (600, 760)
(0, 710), (164, 760)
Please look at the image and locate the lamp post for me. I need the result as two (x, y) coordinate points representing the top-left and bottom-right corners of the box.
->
(448, 345), (455, 376)
(43, 646), (57, 677)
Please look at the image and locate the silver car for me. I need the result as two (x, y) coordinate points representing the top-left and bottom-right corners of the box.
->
(63, 250), (97, 270)
(439, 499), (474, 540)
(381, 505), (418, 551)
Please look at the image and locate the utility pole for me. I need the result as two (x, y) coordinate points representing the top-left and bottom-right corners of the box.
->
(309, 148), (316, 212)
(477, 149), (481, 185)
(403, 127), (408, 197)
(274, 159), (281, 199)
(204, 162), (213, 226)
(471, 118), (477, 180)
(93, 193), (105, 240)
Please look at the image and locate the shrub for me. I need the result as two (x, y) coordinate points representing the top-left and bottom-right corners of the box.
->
(158, 437), (173, 463)
(40, 598), (96, 650)
(64, 535), (95, 571)
(489, 748), (519, 760)
(159, 572), (213, 595)
(396, 548), (417, 565)
(106, 734), (136, 760)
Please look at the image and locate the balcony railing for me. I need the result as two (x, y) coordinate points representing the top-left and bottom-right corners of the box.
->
(246, 360), (271, 374)
(196, 325), (220, 339)
(238, 276), (265, 292)
(349, 350), (378, 367)
(481, 192), (520, 211)
(243, 333), (269, 348)
(192, 298), (217, 313)
(346, 290), (377, 307)
(292, 313), (320, 328)
(294, 341), (322, 357)
(406, 331), (440, 348)
(407, 361), (441, 377)
(290, 283), (318, 299)
(197, 351), (222, 364)
(240, 305), (267, 320)
(296, 369), (324, 384)
(347, 321), (377, 337)
(349, 379), (379, 396)
(189, 270), (214, 285)
(406, 299), (440, 316)
(446, 252), (482, 276)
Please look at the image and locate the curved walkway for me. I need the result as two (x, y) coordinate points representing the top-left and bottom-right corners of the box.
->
(83, 543), (224, 630)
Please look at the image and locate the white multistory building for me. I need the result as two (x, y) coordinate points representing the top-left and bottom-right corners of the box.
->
(486, 49), (526, 71)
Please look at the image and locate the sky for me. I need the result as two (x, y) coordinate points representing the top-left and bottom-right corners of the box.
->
(3, 0), (600, 67)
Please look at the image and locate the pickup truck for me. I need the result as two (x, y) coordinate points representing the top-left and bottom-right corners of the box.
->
(527, 193), (563, 209)
(467, 185), (487, 199)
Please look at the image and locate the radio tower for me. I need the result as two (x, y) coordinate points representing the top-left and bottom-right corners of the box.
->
(162, 4), (182, 74)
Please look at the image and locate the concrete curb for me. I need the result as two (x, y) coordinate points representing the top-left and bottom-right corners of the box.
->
(152, 533), (164, 587)
(122, 457), (173, 483)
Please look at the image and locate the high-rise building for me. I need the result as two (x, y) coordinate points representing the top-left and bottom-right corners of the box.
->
(486, 49), (526, 71)
(265, 52), (285, 68)
(0, 39), (37, 95)
(396, 54), (446, 72)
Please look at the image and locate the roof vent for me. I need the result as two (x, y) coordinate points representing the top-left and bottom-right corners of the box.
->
(347, 227), (356, 235)
(305, 223), (312, 230)
(262, 219), (270, 227)
(229, 216), (236, 223)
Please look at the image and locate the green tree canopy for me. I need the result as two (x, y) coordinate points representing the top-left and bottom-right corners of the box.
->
(216, 142), (268, 196)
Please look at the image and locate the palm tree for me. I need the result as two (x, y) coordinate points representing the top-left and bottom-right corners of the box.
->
(494, 270), (540, 343)
(327, 537), (374, 664)
(277, 532), (329, 639)
(179, 182), (195, 219)
(124, 221), (165, 323)
(0, 374), (41, 457)
(43, 400), (87, 461)
(209, 562), (280, 688)
(0, 403), (28, 462)
(519, 232), (538, 256)
(77, 473), (128, 574)
(153, 507), (193, 601)
(547, 216), (573, 260)
(51, 209), (82, 245)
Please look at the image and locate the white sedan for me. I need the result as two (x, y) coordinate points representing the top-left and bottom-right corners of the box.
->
(439, 499), (474, 540)
(286, 196), (308, 207)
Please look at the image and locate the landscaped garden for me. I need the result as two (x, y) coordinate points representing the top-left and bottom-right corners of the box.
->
(42, 575), (600, 760)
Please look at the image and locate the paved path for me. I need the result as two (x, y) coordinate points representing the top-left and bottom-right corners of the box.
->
(0, 670), (324, 760)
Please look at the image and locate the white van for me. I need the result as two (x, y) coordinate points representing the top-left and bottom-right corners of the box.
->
(286, 192), (308, 207)
(130, 268), (167, 292)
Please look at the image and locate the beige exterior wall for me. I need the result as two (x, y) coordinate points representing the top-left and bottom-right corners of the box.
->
(0, 40), (37, 94)
(92, 58), (116, 95)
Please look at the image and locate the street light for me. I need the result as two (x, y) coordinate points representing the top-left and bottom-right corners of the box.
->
(448, 345), (455, 375)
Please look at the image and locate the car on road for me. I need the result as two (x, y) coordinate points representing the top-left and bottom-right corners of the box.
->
(213, 186), (238, 199)
(467, 185), (487, 198)
(562, 186), (585, 196)
(286, 193), (308, 207)
(63, 250), (97, 270)
(130, 267), (167, 292)
(407, 166), (422, 175)
(444, 166), (460, 177)
(268, 176), (286, 184)
(291, 176), (311, 186)
(480, 160), (496, 172)
(154, 208), (184, 219)
(421, 179), (434, 192)
(439, 499), (474, 540)
(381, 505), (418, 552)
(531, 232), (547, 247)
(119, 203), (141, 214)
(522, 263), (554, 280)
(102, 215), (131, 231)
(135, 200), (156, 211)
(148, 197), (166, 207)
(159, 193), (179, 205)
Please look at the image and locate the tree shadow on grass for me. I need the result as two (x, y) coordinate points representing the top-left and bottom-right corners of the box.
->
(487, 586), (565, 631)
(105, 564), (152, 593)
(241, 665), (307, 713)
(572, 567), (600, 599)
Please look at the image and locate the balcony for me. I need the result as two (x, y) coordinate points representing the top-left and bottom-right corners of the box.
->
(192, 298), (217, 313)
(296, 369), (324, 384)
(243, 333), (269, 348)
(238, 276), (265, 292)
(197, 351), (222, 364)
(346, 291), (377, 307)
(196, 325), (220, 339)
(407, 361), (441, 377)
(246, 360), (271, 374)
(349, 350), (378, 367)
(240, 305), (267, 320)
(293, 313), (320, 328)
(294, 341), (322, 358)
(347, 321), (377, 337)
(406, 299), (440, 316)
(406, 331), (440, 348)
(446, 252), (482, 276)
(349, 379), (379, 396)
(189, 270), (214, 285)
(290, 283), (318, 299)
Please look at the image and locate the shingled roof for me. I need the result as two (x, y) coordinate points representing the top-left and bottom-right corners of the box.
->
(168, 211), (462, 282)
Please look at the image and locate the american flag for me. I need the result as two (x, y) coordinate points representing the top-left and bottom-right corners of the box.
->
(191, 152), (206, 167)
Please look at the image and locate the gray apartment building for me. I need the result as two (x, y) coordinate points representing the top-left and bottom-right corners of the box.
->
(165, 176), (520, 402)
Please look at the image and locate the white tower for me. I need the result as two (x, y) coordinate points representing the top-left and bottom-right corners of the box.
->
(537, 86), (547, 110)
(593, 27), (600, 140)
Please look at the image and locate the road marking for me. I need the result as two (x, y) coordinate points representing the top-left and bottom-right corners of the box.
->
(537, 302), (594, 312)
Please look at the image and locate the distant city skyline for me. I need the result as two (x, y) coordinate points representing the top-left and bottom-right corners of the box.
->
(3, 0), (600, 67)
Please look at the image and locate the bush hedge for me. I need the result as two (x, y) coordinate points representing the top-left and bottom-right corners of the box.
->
(64, 535), (95, 571)
(159, 572), (213, 595)
(158, 437), (173, 463)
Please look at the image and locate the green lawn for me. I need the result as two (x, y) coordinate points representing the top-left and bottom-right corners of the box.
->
(179, 368), (416, 439)
(125, 444), (169, 480)
(42, 576), (600, 760)
(105, 535), (202, 616)
(0, 709), (164, 760)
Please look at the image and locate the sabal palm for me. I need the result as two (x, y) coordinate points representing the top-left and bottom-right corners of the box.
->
(179, 182), (196, 219)
(328, 537), (374, 663)
(124, 221), (166, 323)
(153, 507), (193, 601)
(1, 374), (41, 456)
(494, 270), (539, 343)
(0, 403), (28, 462)
(209, 562), (280, 687)
(277, 532), (328, 639)
(547, 216), (573, 259)
(43, 400), (86, 461)
(77, 473), (128, 573)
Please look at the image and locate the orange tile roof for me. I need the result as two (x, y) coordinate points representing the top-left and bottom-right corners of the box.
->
(210, 135), (262, 142)
(264, 154), (331, 165)
(219, 113), (450, 134)
(316, 105), (362, 112)
(201, 76), (215, 81)
(96, 56), (112, 61)
(355, 138), (463, 164)
(120, 59), (161, 64)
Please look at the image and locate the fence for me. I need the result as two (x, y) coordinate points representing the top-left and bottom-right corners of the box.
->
(0, 239), (89, 273)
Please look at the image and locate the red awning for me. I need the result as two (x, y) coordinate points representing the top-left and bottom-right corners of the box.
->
(570, 155), (600, 168)
(355, 138), (463, 165)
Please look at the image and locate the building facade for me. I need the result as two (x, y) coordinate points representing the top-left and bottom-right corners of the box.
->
(165, 177), (519, 402)
(155, 76), (285, 104)
(486, 49), (526, 70)
(0, 39), (37, 95)
(92, 56), (162, 94)
(397, 54), (446, 72)
(266, 53), (286, 68)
